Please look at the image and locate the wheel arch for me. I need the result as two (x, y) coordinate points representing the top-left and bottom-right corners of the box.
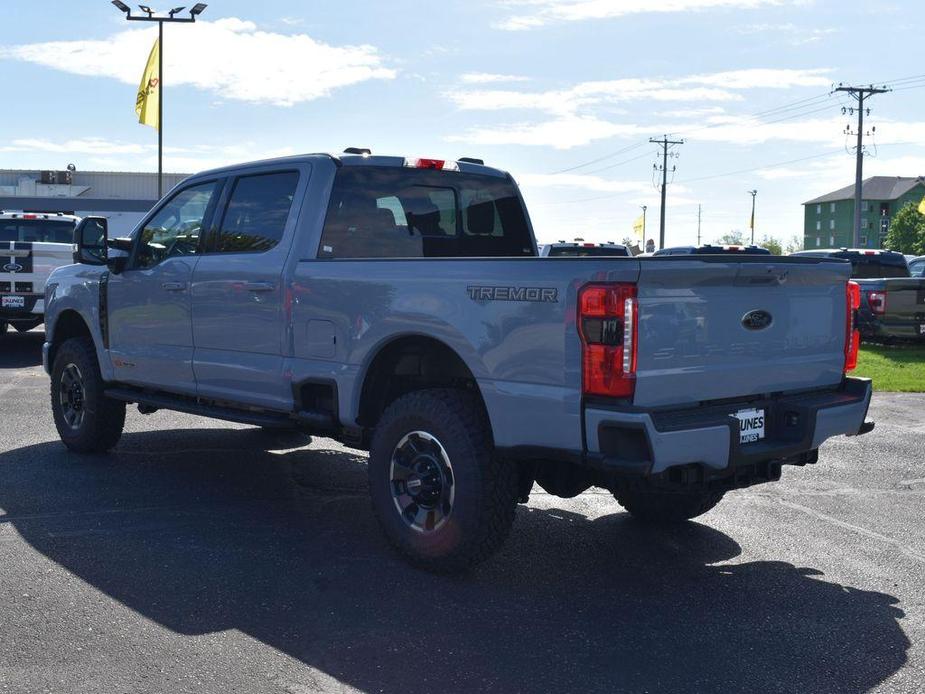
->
(47, 309), (94, 370)
(355, 333), (492, 443)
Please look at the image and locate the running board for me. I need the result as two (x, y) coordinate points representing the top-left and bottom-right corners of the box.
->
(104, 387), (301, 430)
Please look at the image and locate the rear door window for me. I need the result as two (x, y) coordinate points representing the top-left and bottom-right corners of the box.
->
(215, 171), (299, 253)
(318, 167), (533, 258)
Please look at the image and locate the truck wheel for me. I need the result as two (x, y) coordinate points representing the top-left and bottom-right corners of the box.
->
(614, 489), (725, 523)
(368, 388), (518, 572)
(50, 337), (126, 454)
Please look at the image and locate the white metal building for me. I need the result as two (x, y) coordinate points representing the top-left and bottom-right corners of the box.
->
(0, 169), (189, 236)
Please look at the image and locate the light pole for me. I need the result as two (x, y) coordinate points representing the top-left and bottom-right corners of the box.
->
(640, 205), (647, 252)
(748, 189), (757, 245)
(111, 1), (208, 199)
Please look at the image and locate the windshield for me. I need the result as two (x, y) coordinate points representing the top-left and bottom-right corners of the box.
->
(548, 246), (628, 257)
(0, 219), (76, 244)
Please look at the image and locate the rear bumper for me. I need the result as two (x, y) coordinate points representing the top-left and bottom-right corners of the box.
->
(858, 313), (925, 340)
(584, 377), (873, 478)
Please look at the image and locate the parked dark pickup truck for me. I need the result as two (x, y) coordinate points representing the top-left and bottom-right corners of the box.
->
(793, 249), (925, 341)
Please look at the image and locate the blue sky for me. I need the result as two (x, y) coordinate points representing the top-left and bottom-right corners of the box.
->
(2, 0), (924, 247)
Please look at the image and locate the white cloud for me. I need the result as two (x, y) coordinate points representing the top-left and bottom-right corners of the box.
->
(0, 18), (395, 107)
(738, 23), (838, 45)
(460, 72), (531, 84)
(446, 68), (841, 148)
(448, 115), (647, 148)
(495, 0), (790, 30)
(517, 172), (653, 193)
(0, 137), (149, 155)
(0, 136), (299, 173)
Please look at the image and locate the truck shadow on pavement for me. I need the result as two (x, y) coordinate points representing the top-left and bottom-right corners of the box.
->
(0, 330), (44, 368)
(0, 426), (909, 693)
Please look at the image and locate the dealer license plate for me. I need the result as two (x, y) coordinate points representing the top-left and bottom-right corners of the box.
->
(1, 295), (25, 309)
(736, 408), (765, 444)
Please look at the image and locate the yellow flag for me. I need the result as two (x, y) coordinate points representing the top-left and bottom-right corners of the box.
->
(135, 37), (160, 130)
(918, 193), (925, 215)
(632, 214), (645, 235)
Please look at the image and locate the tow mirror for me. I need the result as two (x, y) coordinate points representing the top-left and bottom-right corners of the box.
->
(73, 217), (108, 266)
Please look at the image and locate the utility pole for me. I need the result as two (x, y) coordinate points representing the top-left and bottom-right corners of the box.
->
(834, 83), (890, 248)
(650, 136), (684, 250)
(697, 204), (702, 246)
(111, 1), (208, 199)
(748, 190), (757, 245)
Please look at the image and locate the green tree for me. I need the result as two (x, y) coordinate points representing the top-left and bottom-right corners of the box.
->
(757, 235), (783, 255)
(783, 234), (804, 254)
(716, 230), (745, 245)
(884, 202), (925, 255)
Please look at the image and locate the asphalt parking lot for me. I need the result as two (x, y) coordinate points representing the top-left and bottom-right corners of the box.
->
(1, 330), (923, 693)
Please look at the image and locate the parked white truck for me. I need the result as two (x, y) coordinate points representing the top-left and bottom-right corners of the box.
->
(1, 211), (80, 335)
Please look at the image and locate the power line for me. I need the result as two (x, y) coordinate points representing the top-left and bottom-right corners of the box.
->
(547, 141), (648, 174)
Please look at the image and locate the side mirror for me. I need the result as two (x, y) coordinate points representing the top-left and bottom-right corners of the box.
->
(73, 217), (108, 265)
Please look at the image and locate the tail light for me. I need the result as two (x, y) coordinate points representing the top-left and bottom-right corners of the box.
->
(867, 290), (887, 315)
(845, 281), (861, 373)
(578, 283), (637, 398)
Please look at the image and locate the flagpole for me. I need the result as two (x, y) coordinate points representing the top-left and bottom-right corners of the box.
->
(157, 19), (163, 200)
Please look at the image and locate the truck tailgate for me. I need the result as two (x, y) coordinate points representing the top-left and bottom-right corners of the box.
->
(634, 258), (852, 408)
(879, 278), (925, 328)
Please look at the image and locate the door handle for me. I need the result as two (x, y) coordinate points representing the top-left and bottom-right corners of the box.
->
(161, 281), (187, 291)
(244, 281), (276, 292)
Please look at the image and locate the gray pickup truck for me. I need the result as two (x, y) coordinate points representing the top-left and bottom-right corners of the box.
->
(44, 151), (873, 571)
(793, 249), (925, 342)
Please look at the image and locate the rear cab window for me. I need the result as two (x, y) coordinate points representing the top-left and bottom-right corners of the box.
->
(0, 218), (76, 243)
(317, 167), (534, 258)
(837, 253), (910, 279)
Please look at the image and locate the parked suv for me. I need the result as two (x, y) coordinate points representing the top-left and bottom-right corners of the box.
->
(44, 151), (873, 571)
(1, 211), (81, 335)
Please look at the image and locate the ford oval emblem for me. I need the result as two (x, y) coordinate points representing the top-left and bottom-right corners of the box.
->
(2, 262), (23, 273)
(742, 309), (773, 331)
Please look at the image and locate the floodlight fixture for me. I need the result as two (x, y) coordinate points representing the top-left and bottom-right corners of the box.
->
(168, 6), (185, 17)
(138, 4), (154, 16)
(111, 0), (130, 13)
(190, 3), (207, 16)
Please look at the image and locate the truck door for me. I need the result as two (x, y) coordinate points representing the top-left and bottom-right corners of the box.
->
(190, 167), (307, 411)
(107, 180), (224, 394)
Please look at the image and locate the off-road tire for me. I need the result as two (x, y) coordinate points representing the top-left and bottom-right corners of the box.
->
(368, 388), (518, 573)
(50, 337), (125, 453)
(615, 488), (725, 523)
